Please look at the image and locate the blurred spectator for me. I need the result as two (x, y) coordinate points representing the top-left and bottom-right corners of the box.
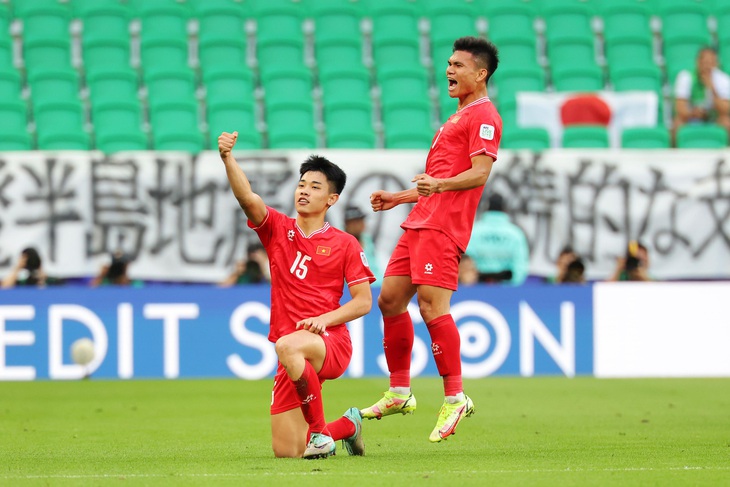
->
(672, 47), (730, 143)
(458, 254), (479, 286)
(548, 245), (586, 284)
(91, 250), (143, 287)
(343, 205), (384, 286)
(607, 241), (652, 282)
(466, 193), (529, 285)
(219, 243), (271, 287)
(1, 247), (47, 288)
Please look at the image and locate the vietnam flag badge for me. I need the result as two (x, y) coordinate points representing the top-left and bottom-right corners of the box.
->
(316, 246), (331, 256)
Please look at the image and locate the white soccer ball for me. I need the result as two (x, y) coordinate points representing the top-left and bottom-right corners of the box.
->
(71, 338), (95, 366)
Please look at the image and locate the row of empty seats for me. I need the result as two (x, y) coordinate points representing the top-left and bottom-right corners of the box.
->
(0, 0), (728, 152)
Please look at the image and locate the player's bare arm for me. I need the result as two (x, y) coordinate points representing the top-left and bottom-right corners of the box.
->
(296, 281), (372, 334)
(370, 188), (419, 212)
(218, 131), (267, 226)
(412, 154), (494, 197)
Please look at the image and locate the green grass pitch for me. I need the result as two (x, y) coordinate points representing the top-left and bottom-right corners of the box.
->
(2, 377), (728, 486)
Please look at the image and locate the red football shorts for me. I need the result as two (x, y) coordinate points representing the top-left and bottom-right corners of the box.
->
(384, 228), (461, 291)
(270, 324), (353, 415)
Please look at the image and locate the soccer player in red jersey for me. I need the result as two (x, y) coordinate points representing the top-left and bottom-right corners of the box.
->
(361, 36), (502, 443)
(218, 131), (376, 459)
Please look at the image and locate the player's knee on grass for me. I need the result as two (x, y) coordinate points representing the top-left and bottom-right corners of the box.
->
(272, 439), (304, 458)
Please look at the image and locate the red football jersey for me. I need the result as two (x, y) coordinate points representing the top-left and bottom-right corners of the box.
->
(249, 207), (376, 343)
(402, 97), (502, 252)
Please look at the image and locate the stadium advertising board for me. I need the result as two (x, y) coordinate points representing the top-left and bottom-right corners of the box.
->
(0, 285), (592, 380)
(1, 149), (729, 282)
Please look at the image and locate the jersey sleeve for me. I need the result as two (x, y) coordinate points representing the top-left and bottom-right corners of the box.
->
(247, 206), (278, 247)
(343, 236), (376, 287)
(467, 109), (502, 161)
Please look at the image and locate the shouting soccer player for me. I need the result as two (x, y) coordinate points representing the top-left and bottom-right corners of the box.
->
(362, 36), (502, 443)
(219, 131), (376, 459)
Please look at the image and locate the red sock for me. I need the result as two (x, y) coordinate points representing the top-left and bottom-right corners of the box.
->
(426, 314), (463, 396)
(383, 311), (414, 389)
(324, 415), (356, 441)
(292, 361), (326, 433)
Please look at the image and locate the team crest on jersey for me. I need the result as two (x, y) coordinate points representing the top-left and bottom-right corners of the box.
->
(287, 230), (295, 241)
(360, 251), (369, 267)
(479, 124), (495, 140)
(450, 115), (461, 124)
(316, 246), (331, 256)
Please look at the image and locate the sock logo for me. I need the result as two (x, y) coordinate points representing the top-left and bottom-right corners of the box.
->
(431, 343), (442, 355)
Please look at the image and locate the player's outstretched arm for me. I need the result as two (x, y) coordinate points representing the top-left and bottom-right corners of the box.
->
(219, 131), (267, 226)
(296, 282), (372, 334)
(370, 188), (419, 212)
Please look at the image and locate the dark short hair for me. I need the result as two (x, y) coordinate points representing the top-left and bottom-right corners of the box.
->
(22, 247), (41, 271)
(453, 36), (499, 83)
(300, 155), (347, 195)
(487, 192), (505, 212)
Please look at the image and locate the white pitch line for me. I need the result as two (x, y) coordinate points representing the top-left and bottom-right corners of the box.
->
(3, 466), (730, 480)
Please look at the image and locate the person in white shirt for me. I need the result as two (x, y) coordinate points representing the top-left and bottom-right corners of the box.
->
(672, 47), (730, 144)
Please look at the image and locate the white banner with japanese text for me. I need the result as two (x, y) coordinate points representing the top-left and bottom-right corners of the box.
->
(0, 149), (728, 281)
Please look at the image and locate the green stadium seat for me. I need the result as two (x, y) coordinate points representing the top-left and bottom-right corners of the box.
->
(71, 0), (127, 17)
(261, 65), (312, 107)
(266, 100), (318, 149)
(312, 2), (363, 45)
(659, 2), (710, 44)
(676, 124), (728, 149)
(370, 4), (419, 45)
(87, 68), (139, 106)
(203, 67), (255, 106)
(207, 99), (261, 150)
(372, 37), (421, 70)
(547, 35), (596, 71)
(324, 100), (375, 149)
(498, 98), (517, 127)
(19, 5), (71, 42)
(195, 3), (246, 42)
(0, 67), (21, 101)
(438, 94), (457, 122)
(28, 68), (80, 104)
(494, 64), (545, 107)
(431, 38), (456, 74)
(140, 37), (189, 72)
(382, 99), (434, 149)
(562, 125), (610, 148)
(552, 65), (604, 92)
(12, 0), (66, 19)
(95, 131), (149, 153)
(610, 65), (662, 93)
(34, 100), (91, 150)
(254, 4), (304, 45)
(256, 38), (306, 76)
(601, 2), (652, 42)
(0, 4), (10, 36)
(542, 2), (594, 42)
(604, 34), (654, 71)
(620, 126), (670, 149)
(663, 33), (711, 84)
(82, 38), (132, 74)
(138, 4), (189, 42)
(198, 37), (247, 73)
(319, 66), (371, 105)
(0, 36), (11, 67)
(23, 38), (72, 74)
(149, 100), (204, 153)
(92, 99), (144, 135)
(426, 2), (477, 46)
(315, 37), (364, 70)
(144, 68), (197, 104)
(0, 100), (32, 150)
(494, 37), (539, 69)
(79, 4), (130, 44)
(483, 2), (537, 45)
(501, 125), (551, 151)
(377, 65), (430, 107)
(716, 2), (730, 46)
